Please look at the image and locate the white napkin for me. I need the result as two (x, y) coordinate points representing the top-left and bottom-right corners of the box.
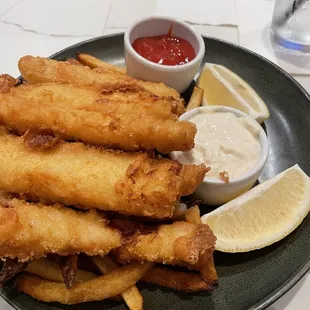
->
(1, 0), (112, 37)
(106, 0), (157, 28)
(155, 0), (238, 26)
(236, 0), (310, 75)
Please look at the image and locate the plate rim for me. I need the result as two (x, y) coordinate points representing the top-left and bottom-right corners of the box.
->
(2, 33), (310, 310)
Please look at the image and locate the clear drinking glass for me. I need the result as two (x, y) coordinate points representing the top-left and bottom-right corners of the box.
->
(271, 0), (310, 53)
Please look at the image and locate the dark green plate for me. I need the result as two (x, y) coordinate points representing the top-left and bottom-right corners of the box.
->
(1, 34), (310, 310)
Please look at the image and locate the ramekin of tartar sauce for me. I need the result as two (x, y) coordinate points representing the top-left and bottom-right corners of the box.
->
(170, 106), (269, 205)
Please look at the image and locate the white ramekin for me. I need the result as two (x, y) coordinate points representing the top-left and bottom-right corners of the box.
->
(124, 16), (205, 93)
(170, 106), (269, 205)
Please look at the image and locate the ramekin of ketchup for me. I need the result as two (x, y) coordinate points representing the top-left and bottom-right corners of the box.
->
(124, 16), (205, 93)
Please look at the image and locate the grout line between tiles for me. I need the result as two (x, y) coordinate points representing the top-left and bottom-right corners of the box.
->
(102, 0), (114, 35)
(0, 20), (96, 38)
(0, 0), (25, 19)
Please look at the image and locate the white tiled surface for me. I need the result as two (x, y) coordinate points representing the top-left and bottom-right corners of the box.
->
(0, 1), (309, 309)
(155, 0), (238, 25)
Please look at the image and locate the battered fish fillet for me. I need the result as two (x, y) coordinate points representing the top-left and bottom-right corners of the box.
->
(76, 53), (182, 98)
(111, 219), (216, 271)
(18, 56), (181, 99)
(18, 56), (134, 90)
(0, 196), (121, 262)
(0, 93), (195, 153)
(10, 83), (180, 119)
(0, 133), (207, 218)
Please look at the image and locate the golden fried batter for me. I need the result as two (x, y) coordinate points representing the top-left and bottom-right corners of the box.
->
(112, 219), (216, 270)
(0, 93), (194, 153)
(0, 197), (121, 262)
(76, 53), (181, 99)
(10, 83), (179, 119)
(0, 133), (207, 218)
(0, 74), (17, 93)
(18, 56), (181, 99)
(18, 56), (134, 89)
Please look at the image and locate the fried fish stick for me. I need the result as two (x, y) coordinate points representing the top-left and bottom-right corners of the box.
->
(112, 219), (216, 270)
(0, 93), (195, 153)
(18, 56), (135, 91)
(10, 83), (178, 120)
(76, 54), (181, 99)
(77, 53), (126, 74)
(0, 133), (207, 218)
(18, 56), (181, 99)
(0, 197), (121, 262)
(16, 262), (154, 304)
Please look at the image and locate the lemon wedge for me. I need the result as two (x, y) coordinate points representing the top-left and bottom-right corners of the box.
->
(201, 165), (310, 252)
(197, 63), (270, 124)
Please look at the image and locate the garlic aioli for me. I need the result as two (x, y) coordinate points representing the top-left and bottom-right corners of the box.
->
(178, 110), (262, 180)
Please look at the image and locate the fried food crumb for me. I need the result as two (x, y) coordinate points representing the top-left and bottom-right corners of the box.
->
(23, 128), (59, 151)
(219, 171), (229, 183)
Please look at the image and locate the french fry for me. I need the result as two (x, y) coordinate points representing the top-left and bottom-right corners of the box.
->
(77, 53), (126, 74)
(17, 261), (153, 304)
(186, 86), (204, 111)
(26, 258), (97, 282)
(26, 258), (121, 302)
(92, 256), (143, 310)
(92, 256), (119, 274)
(142, 266), (213, 292)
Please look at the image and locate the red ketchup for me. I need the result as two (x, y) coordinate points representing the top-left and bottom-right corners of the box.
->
(132, 35), (196, 66)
